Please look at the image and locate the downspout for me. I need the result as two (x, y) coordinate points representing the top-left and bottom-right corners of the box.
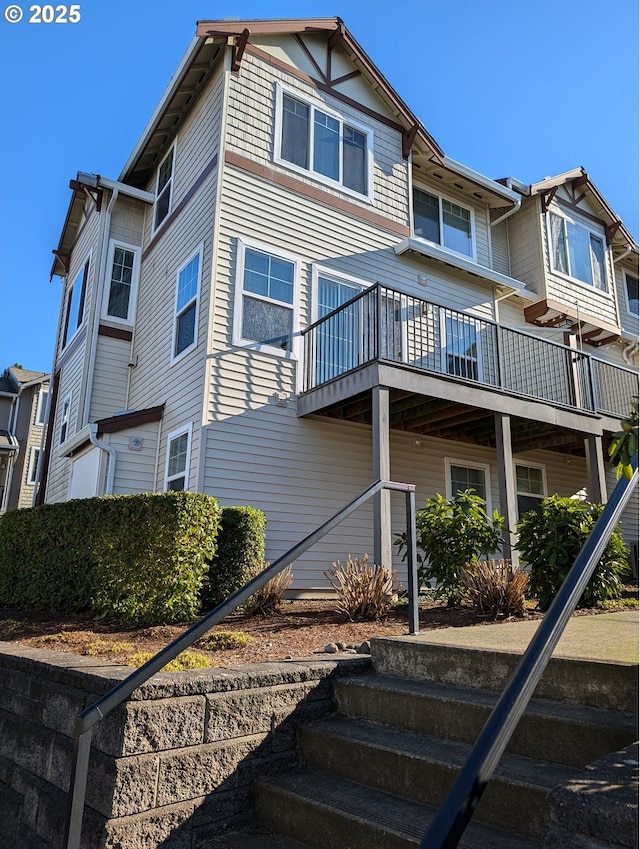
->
(622, 340), (639, 365)
(88, 423), (116, 495)
(81, 187), (119, 426)
(612, 245), (633, 264)
(490, 178), (522, 228)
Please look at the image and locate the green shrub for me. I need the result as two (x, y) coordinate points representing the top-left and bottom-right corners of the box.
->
(125, 649), (211, 671)
(516, 495), (628, 610)
(0, 492), (221, 624)
(397, 490), (504, 604)
(325, 554), (399, 621)
(196, 630), (250, 651)
(202, 506), (266, 609)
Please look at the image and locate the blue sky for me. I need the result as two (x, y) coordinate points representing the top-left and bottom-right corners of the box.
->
(1, 0), (637, 374)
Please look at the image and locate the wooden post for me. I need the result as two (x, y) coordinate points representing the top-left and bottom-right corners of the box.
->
(585, 435), (608, 504)
(494, 413), (519, 568)
(373, 386), (392, 568)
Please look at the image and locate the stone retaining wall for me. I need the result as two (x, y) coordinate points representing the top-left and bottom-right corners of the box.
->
(0, 642), (370, 849)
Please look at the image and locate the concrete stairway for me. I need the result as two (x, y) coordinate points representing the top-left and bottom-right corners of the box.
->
(208, 634), (638, 849)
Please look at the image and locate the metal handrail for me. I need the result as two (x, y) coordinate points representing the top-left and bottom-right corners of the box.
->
(64, 479), (418, 849)
(420, 455), (639, 848)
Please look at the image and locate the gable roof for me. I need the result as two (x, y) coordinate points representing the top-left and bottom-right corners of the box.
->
(120, 17), (447, 191)
(530, 167), (636, 252)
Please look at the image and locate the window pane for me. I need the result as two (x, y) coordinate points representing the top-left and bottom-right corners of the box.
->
(168, 433), (188, 477)
(244, 249), (294, 304)
(155, 187), (171, 228)
(317, 277), (361, 381)
(413, 189), (440, 243)
(445, 316), (478, 380)
(177, 254), (200, 311)
(167, 477), (185, 491)
(158, 150), (173, 194)
(550, 214), (568, 274)
(625, 274), (639, 315)
(108, 248), (135, 319)
(450, 465), (486, 501)
(63, 264), (88, 347)
(343, 126), (366, 194)
(516, 465), (544, 495)
(442, 200), (472, 256)
(175, 303), (196, 355)
(567, 221), (592, 284)
(281, 95), (309, 169)
(313, 111), (340, 181)
(242, 296), (292, 349)
(589, 235), (606, 291)
(518, 494), (543, 517)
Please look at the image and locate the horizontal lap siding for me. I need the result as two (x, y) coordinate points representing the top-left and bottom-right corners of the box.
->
(507, 199), (543, 296)
(46, 345), (85, 503)
(89, 336), (130, 422)
(490, 211), (510, 276)
(107, 423), (160, 494)
(111, 198), (144, 246)
(615, 263), (639, 340)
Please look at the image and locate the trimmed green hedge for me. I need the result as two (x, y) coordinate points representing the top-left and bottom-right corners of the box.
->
(0, 492), (221, 624)
(202, 506), (266, 609)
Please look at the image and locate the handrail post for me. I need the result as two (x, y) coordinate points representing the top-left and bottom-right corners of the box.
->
(64, 724), (92, 849)
(405, 488), (419, 635)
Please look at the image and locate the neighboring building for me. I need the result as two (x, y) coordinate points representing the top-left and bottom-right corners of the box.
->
(40, 18), (639, 592)
(0, 366), (50, 513)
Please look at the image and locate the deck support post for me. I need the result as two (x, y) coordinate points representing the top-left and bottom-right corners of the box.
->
(585, 434), (608, 504)
(373, 386), (392, 568)
(494, 413), (519, 568)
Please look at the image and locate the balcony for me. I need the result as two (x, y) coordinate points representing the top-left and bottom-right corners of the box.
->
(299, 284), (636, 450)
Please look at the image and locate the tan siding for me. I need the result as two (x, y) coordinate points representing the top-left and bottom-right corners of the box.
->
(490, 210), (510, 276)
(616, 262), (640, 340)
(46, 345), (86, 503)
(507, 198), (543, 295)
(110, 197), (145, 246)
(89, 336), (131, 422)
(106, 423), (160, 495)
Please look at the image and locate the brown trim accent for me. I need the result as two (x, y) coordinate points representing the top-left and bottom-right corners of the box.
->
(554, 196), (609, 228)
(224, 151), (410, 237)
(330, 70), (362, 87)
(98, 324), (133, 342)
(245, 44), (407, 135)
(34, 371), (60, 505)
(402, 125), (419, 160)
(51, 250), (71, 274)
(605, 221), (622, 246)
(571, 174), (589, 192)
(196, 19), (339, 37)
(541, 186), (558, 213)
(96, 404), (165, 435)
(591, 334), (619, 347)
(293, 33), (327, 82)
(231, 28), (250, 73)
(142, 154), (218, 261)
(327, 21), (345, 51)
(70, 181), (103, 212)
(524, 298), (620, 343)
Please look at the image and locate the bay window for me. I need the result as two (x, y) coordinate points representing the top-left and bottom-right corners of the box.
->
(549, 213), (607, 291)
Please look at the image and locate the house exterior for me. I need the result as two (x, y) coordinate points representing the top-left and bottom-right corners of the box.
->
(39, 18), (639, 592)
(0, 366), (49, 513)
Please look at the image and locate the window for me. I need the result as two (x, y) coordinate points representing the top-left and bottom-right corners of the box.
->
(165, 425), (192, 491)
(35, 389), (49, 425)
(234, 240), (299, 354)
(446, 459), (491, 510)
(442, 312), (481, 381)
(515, 464), (546, 517)
(104, 241), (140, 322)
(624, 272), (639, 316)
(172, 246), (202, 360)
(276, 86), (371, 197)
(59, 394), (72, 444)
(153, 146), (175, 230)
(27, 447), (40, 485)
(549, 213), (607, 291)
(413, 188), (474, 257)
(62, 260), (89, 348)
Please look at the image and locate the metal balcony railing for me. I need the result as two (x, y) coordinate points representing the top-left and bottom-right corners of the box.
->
(301, 284), (637, 419)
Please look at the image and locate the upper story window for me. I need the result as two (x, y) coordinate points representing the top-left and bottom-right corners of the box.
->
(413, 188), (474, 258)
(153, 146), (175, 231)
(103, 241), (140, 323)
(624, 272), (639, 316)
(549, 212), (607, 291)
(275, 85), (372, 199)
(27, 447), (41, 486)
(59, 393), (72, 444)
(234, 239), (299, 355)
(164, 424), (192, 491)
(62, 259), (89, 349)
(35, 389), (49, 426)
(172, 246), (202, 361)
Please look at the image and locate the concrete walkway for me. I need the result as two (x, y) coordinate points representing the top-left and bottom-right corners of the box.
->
(406, 610), (639, 665)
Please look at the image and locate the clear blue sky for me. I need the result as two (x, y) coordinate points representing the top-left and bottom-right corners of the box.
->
(1, 0), (637, 374)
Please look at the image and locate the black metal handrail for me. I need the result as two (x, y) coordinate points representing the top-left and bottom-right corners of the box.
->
(420, 455), (639, 848)
(64, 479), (418, 849)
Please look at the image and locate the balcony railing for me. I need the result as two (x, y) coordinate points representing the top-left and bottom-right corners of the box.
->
(301, 284), (637, 419)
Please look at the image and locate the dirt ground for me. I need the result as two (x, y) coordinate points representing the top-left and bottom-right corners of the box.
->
(1, 586), (636, 669)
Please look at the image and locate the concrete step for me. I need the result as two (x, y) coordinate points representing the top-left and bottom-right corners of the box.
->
(371, 636), (639, 711)
(334, 673), (638, 768)
(255, 768), (540, 849)
(202, 829), (309, 849)
(299, 715), (574, 837)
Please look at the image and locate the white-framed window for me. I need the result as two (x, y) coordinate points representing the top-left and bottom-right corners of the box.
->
(35, 389), (49, 425)
(103, 240), (141, 323)
(445, 458), (492, 512)
(164, 424), (192, 491)
(275, 84), (373, 200)
(59, 393), (72, 444)
(172, 245), (203, 362)
(233, 238), (300, 356)
(27, 447), (40, 485)
(548, 212), (608, 291)
(515, 463), (547, 517)
(413, 187), (475, 258)
(62, 259), (89, 348)
(624, 271), (639, 316)
(441, 311), (482, 381)
(153, 144), (175, 231)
